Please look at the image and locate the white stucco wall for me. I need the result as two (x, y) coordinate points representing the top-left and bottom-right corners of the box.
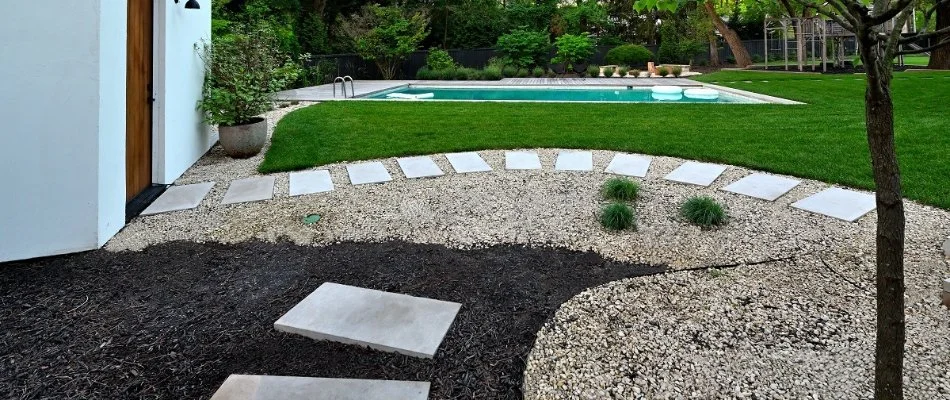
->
(0, 1), (126, 262)
(153, 1), (215, 184)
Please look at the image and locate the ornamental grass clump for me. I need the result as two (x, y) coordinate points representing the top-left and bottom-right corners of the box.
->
(617, 66), (629, 77)
(602, 178), (639, 202)
(600, 202), (636, 231)
(587, 65), (600, 77)
(658, 67), (670, 77)
(671, 66), (683, 77)
(602, 66), (615, 77)
(680, 196), (727, 228)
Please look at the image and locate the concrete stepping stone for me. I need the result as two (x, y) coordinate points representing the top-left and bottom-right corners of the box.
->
(663, 161), (727, 187)
(346, 162), (392, 185)
(141, 182), (214, 215)
(210, 375), (429, 400)
(222, 177), (275, 205)
(722, 173), (801, 201)
(554, 150), (593, 171)
(397, 156), (444, 179)
(791, 187), (876, 222)
(444, 152), (491, 173)
(505, 151), (542, 170)
(604, 153), (652, 177)
(275, 282), (461, 359)
(289, 170), (333, 196)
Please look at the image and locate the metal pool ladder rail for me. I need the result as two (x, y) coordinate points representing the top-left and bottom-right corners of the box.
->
(333, 76), (355, 98)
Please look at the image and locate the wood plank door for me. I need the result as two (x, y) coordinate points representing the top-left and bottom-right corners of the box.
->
(126, 0), (153, 201)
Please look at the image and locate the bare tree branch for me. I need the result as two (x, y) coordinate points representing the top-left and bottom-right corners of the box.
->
(867, 0), (915, 26)
(895, 37), (950, 55)
(899, 26), (950, 44)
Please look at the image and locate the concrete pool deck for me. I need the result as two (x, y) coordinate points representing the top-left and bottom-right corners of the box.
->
(275, 78), (801, 104)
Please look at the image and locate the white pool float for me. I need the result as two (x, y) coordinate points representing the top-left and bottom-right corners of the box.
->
(386, 92), (435, 100)
(651, 92), (683, 101)
(651, 85), (683, 95)
(683, 88), (720, 100)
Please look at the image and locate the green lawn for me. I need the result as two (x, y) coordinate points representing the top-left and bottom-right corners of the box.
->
(754, 55), (930, 67)
(262, 70), (950, 208)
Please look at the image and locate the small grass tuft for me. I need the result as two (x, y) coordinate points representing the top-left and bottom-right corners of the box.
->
(600, 202), (636, 230)
(601, 178), (640, 202)
(679, 196), (727, 228)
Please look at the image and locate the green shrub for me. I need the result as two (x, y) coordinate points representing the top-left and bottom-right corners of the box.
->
(341, 5), (428, 80)
(658, 67), (670, 77)
(502, 65), (518, 77)
(416, 66), (433, 79)
(671, 66), (683, 77)
(605, 44), (654, 67)
(466, 68), (483, 80)
(486, 56), (508, 70)
(426, 48), (456, 70)
(602, 66), (615, 77)
(600, 203), (636, 231)
(496, 29), (551, 69)
(532, 66), (545, 77)
(680, 196), (727, 228)
(482, 66), (503, 80)
(617, 66), (629, 77)
(436, 68), (456, 80)
(587, 65), (600, 77)
(516, 68), (530, 78)
(546, 70), (558, 78)
(602, 178), (639, 201)
(630, 69), (641, 78)
(551, 33), (595, 71)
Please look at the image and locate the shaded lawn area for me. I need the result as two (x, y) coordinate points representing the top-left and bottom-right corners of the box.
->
(261, 70), (950, 208)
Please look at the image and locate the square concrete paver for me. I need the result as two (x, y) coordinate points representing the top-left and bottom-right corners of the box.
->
(222, 177), (275, 205)
(397, 156), (444, 179)
(791, 187), (877, 222)
(663, 161), (728, 187)
(346, 162), (392, 185)
(141, 182), (214, 215)
(721, 173), (801, 201)
(604, 153), (652, 177)
(210, 375), (429, 400)
(289, 170), (334, 196)
(554, 150), (593, 171)
(444, 152), (491, 173)
(275, 282), (462, 359)
(505, 151), (542, 170)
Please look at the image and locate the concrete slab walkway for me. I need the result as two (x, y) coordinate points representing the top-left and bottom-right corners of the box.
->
(210, 375), (429, 400)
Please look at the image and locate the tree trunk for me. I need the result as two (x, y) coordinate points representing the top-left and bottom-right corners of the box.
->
(703, 0), (752, 67)
(928, 2), (950, 69)
(858, 33), (906, 400)
(708, 33), (721, 66)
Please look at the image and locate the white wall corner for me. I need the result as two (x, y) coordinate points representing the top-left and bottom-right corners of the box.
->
(97, 0), (128, 246)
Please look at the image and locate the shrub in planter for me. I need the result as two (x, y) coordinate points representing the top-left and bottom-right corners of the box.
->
(600, 202), (636, 231)
(602, 178), (639, 201)
(502, 65), (519, 77)
(198, 24), (300, 158)
(605, 44), (654, 67)
(532, 66), (545, 77)
(617, 65), (629, 77)
(671, 66), (683, 77)
(658, 67), (670, 77)
(482, 66), (503, 80)
(426, 48), (456, 70)
(587, 65), (600, 77)
(680, 196), (727, 228)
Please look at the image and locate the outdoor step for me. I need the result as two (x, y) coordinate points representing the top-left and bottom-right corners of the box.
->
(289, 170), (334, 196)
(604, 153), (652, 178)
(444, 152), (491, 173)
(397, 156), (444, 179)
(209, 375), (429, 400)
(791, 187), (876, 222)
(346, 162), (392, 185)
(554, 150), (593, 171)
(275, 282), (461, 359)
(505, 151), (542, 170)
(663, 161), (727, 187)
(722, 173), (801, 201)
(141, 182), (214, 215)
(222, 177), (275, 205)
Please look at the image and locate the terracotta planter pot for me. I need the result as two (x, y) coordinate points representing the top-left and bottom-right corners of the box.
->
(218, 117), (267, 158)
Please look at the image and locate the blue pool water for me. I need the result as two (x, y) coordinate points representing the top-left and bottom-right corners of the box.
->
(363, 85), (763, 103)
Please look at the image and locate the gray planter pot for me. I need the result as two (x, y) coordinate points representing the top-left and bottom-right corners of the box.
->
(218, 117), (267, 158)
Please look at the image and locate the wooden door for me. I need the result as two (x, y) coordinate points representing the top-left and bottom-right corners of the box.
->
(126, 0), (153, 201)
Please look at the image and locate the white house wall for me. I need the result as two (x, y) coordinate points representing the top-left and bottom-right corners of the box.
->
(0, 1), (125, 262)
(153, 1), (214, 185)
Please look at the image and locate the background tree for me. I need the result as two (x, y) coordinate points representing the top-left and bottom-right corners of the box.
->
(925, 0), (950, 68)
(341, 5), (429, 79)
(637, 0), (754, 66)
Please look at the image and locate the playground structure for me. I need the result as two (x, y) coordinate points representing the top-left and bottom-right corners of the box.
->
(763, 16), (911, 72)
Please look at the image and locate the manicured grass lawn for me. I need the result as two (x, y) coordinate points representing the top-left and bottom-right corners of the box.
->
(262, 70), (950, 208)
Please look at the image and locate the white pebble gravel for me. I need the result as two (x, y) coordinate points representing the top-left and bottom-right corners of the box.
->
(105, 104), (950, 398)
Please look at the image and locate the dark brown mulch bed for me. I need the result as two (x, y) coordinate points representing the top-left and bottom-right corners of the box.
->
(0, 240), (663, 399)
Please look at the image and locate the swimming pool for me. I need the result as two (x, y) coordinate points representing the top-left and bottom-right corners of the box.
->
(362, 85), (766, 104)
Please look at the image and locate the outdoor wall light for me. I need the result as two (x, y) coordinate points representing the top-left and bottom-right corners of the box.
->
(174, 0), (201, 9)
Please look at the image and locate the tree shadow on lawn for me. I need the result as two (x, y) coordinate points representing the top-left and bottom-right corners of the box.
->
(0, 240), (664, 400)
